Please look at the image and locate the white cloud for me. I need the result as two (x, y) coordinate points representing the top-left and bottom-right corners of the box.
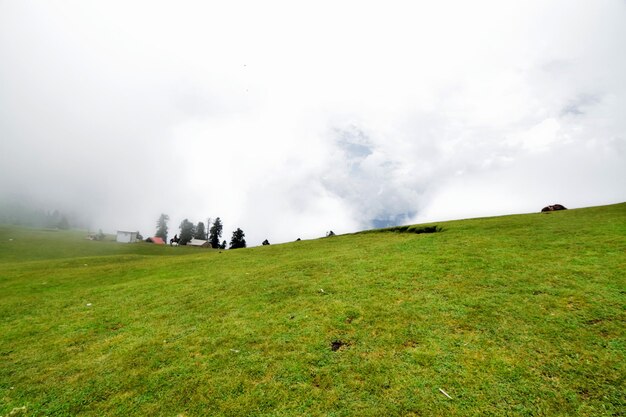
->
(1, 0), (625, 244)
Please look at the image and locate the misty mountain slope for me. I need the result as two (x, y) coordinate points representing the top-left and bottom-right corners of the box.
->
(1, 203), (624, 416)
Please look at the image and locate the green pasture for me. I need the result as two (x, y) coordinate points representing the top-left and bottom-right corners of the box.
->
(1, 203), (624, 416)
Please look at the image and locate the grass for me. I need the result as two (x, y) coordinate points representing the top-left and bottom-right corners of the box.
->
(1, 203), (625, 416)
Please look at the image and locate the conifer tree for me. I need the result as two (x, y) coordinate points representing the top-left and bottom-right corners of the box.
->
(155, 214), (169, 241)
(209, 217), (223, 248)
(229, 228), (246, 249)
(179, 219), (195, 245)
(57, 216), (70, 230)
(194, 222), (206, 240)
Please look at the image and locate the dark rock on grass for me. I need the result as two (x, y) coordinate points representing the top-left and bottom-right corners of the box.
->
(541, 204), (567, 212)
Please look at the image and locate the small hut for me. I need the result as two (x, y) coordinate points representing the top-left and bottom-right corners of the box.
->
(146, 237), (165, 245)
(188, 238), (210, 248)
(116, 231), (137, 243)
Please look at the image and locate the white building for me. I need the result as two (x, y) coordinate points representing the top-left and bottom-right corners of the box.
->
(116, 230), (138, 243)
(188, 238), (210, 248)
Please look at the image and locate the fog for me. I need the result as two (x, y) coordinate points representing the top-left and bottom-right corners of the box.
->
(1, 0), (625, 246)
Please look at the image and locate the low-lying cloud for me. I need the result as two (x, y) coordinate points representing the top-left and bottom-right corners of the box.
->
(1, 0), (625, 245)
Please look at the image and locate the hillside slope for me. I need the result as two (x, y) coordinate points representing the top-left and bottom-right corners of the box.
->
(1, 203), (625, 416)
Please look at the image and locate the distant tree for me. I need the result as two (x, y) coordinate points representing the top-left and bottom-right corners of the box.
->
(156, 214), (169, 242)
(229, 228), (246, 249)
(57, 216), (70, 230)
(326, 230), (335, 237)
(46, 210), (61, 228)
(262, 239), (270, 246)
(194, 222), (206, 240)
(97, 229), (106, 241)
(179, 219), (195, 245)
(209, 217), (223, 248)
(220, 240), (227, 249)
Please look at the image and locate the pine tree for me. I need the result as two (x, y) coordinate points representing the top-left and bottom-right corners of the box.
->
(209, 217), (223, 248)
(179, 219), (195, 245)
(229, 228), (246, 249)
(57, 216), (70, 230)
(156, 214), (169, 241)
(194, 222), (206, 240)
(47, 210), (61, 228)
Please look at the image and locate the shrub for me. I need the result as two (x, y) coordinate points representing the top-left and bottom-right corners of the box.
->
(385, 225), (442, 234)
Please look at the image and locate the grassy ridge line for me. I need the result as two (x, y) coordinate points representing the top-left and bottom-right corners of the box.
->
(0, 203), (625, 416)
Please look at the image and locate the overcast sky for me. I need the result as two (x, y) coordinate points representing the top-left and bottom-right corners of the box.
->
(1, 0), (625, 245)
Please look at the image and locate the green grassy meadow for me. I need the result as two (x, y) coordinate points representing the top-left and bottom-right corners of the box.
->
(1, 204), (625, 416)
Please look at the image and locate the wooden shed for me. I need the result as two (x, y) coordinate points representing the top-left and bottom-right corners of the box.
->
(146, 237), (165, 245)
(116, 231), (137, 243)
(188, 238), (210, 248)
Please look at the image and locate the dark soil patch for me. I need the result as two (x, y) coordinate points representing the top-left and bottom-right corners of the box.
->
(331, 340), (347, 351)
(403, 340), (419, 348)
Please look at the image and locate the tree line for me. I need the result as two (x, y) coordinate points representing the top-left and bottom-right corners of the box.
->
(0, 202), (87, 230)
(155, 214), (247, 249)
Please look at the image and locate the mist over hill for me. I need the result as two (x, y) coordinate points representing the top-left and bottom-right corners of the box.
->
(2, 1), (626, 246)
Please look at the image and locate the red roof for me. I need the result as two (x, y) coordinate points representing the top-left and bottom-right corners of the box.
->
(150, 237), (165, 245)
